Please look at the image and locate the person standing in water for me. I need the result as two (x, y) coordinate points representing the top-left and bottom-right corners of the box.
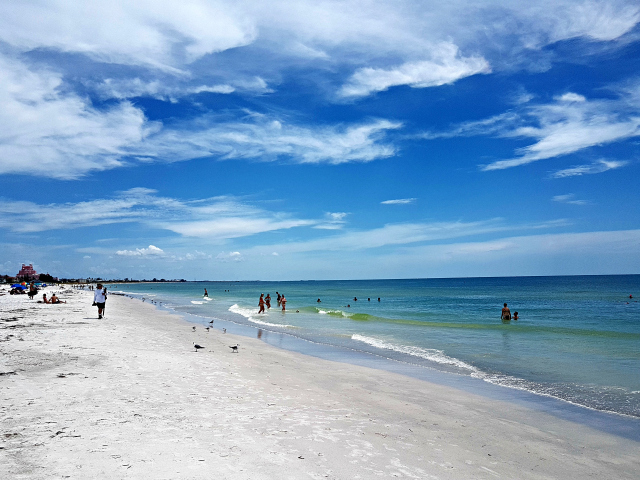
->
(281, 294), (287, 311)
(501, 303), (511, 321)
(258, 293), (265, 314)
(276, 292), (281, 306)
(265, 294), (271, 309)
(204, 288), (208, 297)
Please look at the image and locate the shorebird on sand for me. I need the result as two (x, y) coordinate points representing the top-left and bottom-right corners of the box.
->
(229, 344), (239, 353)
(205, 327), (210, 332)
(209, 320), (214, 324)
(193, 343), (205, 352)
(192, 326), (196, 331)
(223, 328), (226, 334)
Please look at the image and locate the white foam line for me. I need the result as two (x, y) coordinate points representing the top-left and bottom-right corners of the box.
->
(352, 334), (477, 372)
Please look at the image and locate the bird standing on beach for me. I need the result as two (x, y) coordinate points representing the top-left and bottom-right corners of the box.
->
(206, 327), (210, 332)
(209, 320), (214, 324)
(192, 326), (196, 331)
(229, 344), (239, 353)
(223, 328), (226, 333)
(193, 343), (205, 352)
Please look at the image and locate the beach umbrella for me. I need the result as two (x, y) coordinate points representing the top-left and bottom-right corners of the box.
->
(11, 284), (26, 290)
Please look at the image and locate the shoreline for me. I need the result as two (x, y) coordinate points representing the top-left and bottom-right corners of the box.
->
(1, 287), (639, 478)
(172, 302), (640, 441)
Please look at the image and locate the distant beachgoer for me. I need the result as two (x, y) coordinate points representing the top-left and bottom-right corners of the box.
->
(41, 293), (50, 304)
(50, 293), (66, 304)
(258, 293), (265, 314)
(281, 295), (286, 311)
(317, 298), (321, 303)
(28, 282), (37, 299)
(265, 294), (271, 309)
(204, 288), (208, 297)
(276, 292), (281, 306)
(368, 298), (370, 301)
(93, 283), (107, 319)
(378, 297), (380, 302)
(513, 311), (519, 320)
(354, 297), (357, 301)
(347, 304), (350, 308)
(501, 303), (511, 321)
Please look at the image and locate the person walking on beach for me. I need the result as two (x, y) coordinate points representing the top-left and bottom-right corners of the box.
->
(258, 293), (265, 314)
(265, 294), (271, 309)
(501, 303), (511, 321)
(93, 283), (107, 319)
(28, 281), (38, 299)
(281, 294), (286, 311)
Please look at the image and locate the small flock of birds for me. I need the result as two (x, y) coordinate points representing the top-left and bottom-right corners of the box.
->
(191, 324), (238, 353)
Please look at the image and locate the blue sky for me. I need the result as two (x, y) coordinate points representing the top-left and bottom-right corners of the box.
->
(1, 0), (639, 280)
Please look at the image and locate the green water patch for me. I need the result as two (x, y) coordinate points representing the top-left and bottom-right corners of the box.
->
(310, 306), (640, 339)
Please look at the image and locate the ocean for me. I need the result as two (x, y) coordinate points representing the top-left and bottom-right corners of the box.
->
(109, 275), (640, 419)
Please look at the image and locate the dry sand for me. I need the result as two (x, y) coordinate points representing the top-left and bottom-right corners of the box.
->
(1, 286), (638, 479)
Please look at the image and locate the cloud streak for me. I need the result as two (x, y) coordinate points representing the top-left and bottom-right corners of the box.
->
(0, 188), (314, 240)
(421, 86), (640, 171)
(551, 159), (629, 178)
(339, 43), (490, 98)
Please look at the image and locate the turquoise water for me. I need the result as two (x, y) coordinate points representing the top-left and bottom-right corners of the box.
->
(109, 276), (640, 417)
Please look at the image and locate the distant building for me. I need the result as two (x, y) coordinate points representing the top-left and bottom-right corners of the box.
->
(17, 264), (38, 281)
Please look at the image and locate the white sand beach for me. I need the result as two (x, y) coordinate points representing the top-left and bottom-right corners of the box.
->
(1, 286), (638, 479)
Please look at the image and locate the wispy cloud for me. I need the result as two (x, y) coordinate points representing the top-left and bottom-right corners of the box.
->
(116, 245), (165, 256)
(0, 188), (315, 239)
(314, 212), (349, 230)
(381, 198), (416, 205)
(0, 51), (401, 178)
(216, 251), (244, 262)
(552, 194), (589, 205)
(244, 217), (566, 255)
(420, 86), (640, 171)
(482, 90), (640, 170)
(0, 53), (154, 179)
(138, 116), (402, 166)
(551, 159), (629, 178)
(339, 43), (490, 98)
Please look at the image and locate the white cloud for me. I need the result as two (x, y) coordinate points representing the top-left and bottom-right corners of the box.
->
(93, 78), (237, 101)
(216, 251), (244, 262)
(138, 116), (402, 165)
(557, 92), (587, 102)
(0, 53), (155, 179)
(552, 194), (589, 205)
(339, 43), (490, 98)
(381, 198), (416, 205)
(0, 0), (256, 71)
(116, 245), (165, 256)
(244, 217), (565, 255)
(314, 212), (349, 230)
(422, 86), (640, 171)
(0, 188), (318, 240)
(551, 159), (629, 178)
(0, 52), (401, 177)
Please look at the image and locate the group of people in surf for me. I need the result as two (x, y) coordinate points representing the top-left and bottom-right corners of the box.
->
(258, 291), (286, 313)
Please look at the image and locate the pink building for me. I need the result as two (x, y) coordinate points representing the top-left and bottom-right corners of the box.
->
(17, 264), (38, 281)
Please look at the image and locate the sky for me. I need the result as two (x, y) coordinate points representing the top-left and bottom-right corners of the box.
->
(1, 0), (639, 281)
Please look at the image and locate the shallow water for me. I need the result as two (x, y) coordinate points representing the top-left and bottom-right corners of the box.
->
(110, 275), (640, 418)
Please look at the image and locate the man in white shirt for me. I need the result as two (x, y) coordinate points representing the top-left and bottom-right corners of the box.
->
(93, 283), (107, 319)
